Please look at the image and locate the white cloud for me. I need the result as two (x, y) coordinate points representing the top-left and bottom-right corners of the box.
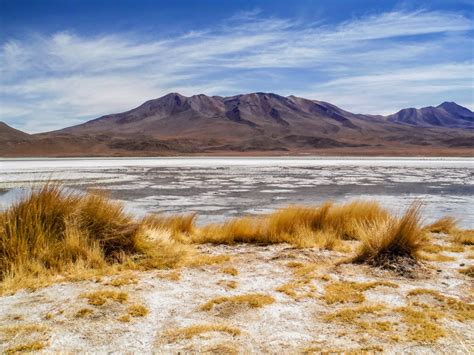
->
(303, 63), (474, 114)
(0, 9), (473, 132)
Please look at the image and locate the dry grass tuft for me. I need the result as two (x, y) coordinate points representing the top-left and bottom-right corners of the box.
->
(407, 288), (474, 321)
(106, 274), (138, 287)
(186, 254), (230, 267)
(117, 314), (131, 323)
(323, 281), (398, 304)
(200, 293), (275, 311)
(163, 324), (241, 342)
(142, 213), (196, 241)
(325, 304), (386, 324)
(193, 201), (391, 248)
(127, 303), (149, 317)
(0, 184), (193, 294)
(303, 345), (384, 354)
(221, 267), (239, 276)
(351, 201), (427, 269)
(276, 262), (322, 300)
(5, 341), (46, 354)
(1, 324), (47, 339)
(424, 216), (458, 234)
(218, 280), (238, 289)
(83, 290), (128, 306)
(452, 229), (474, 245)
(75, 308), (93, 318)
(459, 265), (474, 278)
(395, 306), (445, 342)
(418, 253), (455, 262)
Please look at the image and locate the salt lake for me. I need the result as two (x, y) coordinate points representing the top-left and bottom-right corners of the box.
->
(1, 157), (473, 228)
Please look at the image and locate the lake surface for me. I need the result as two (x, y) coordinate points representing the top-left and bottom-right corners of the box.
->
(1, 157), (473, 228)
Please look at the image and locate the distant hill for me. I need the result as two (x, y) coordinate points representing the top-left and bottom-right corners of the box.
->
(387, 102), (474, 129)
(1, 93), (473, 157)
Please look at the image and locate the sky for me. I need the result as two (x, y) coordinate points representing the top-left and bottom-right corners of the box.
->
(1, 0), (473, 133)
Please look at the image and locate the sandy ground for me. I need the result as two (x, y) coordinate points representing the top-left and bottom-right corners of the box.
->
(1, 235), (473, 354)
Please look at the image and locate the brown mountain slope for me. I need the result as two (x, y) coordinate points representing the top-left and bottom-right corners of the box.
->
(1, 93), (473, 157)
(0, 121), (30, 140)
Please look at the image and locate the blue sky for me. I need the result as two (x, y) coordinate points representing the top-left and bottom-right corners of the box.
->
(1, 0), (473, 133)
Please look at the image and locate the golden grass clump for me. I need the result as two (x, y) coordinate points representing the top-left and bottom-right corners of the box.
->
(0, 184), (194, 294)
(221, 267), (239, 276)
(194, 201), (391, 248)
(1, 324), (47, 339)
(351, 201), (427, 268)
(418, 253), (455, 262)
(218, 280), (238, 289)
(142, 213), (196, 242)
(163, 324), (241, 342)
(407, 289), (474, 322)
(324, 304), (386, 325)
(200, 293), (275, 311)
(452, 229), (474, 245)
(276, 262), (322, 300)
(395, 306), (445, 342)
(459, 265), (474, 278)
(83, 290), (128, 306)
(106, 274), (138, 287)
(127, 303), (149, 317)
(5, 341), (46, 354)
(322, 281), (398, 304)
(424, 216), (458, 234)
(75, 308), (93, 318)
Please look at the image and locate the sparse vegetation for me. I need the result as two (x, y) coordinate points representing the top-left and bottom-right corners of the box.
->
(322, 281), (398, 304)
(451, 229), (474, 245)
(407, 288), (474, 321)
(1, 324), (47, 339)
(200, 293), (275, 311)
(424, 216), (458, 234)
(325, 304), (386, 325)
(163, 324), (241, 342)
(83, 290), (128, 306)
(221, 267), (239, 276)
(127, 303), (149, 317)
(75, 308), (93, 318)
(106, 274), (138, 287)
(459, 265), (474, 277)
(418, 252), (455, 262)
(218, 280), (238, 289)
(395, 306), (445, 342)
(5, 341), (46, 354)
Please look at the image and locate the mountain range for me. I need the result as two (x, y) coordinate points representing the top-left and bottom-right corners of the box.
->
(1, 93), (473, 157)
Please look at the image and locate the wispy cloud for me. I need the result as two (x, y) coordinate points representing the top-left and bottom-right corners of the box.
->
(0, 9), (473, 132)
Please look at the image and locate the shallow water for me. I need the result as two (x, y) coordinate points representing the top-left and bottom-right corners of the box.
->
(1, 157), (473, 227)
